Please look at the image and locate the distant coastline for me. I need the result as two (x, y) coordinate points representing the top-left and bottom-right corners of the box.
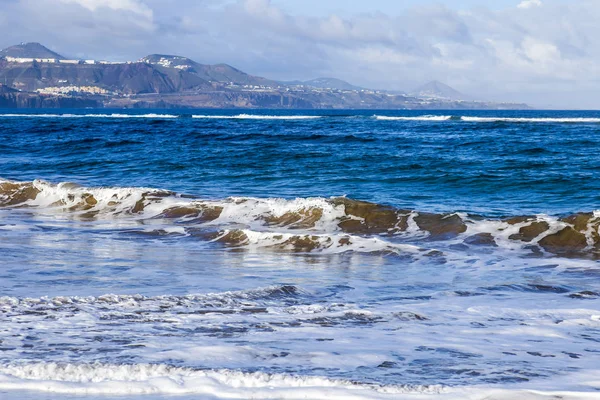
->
(0, 42), (530, 110)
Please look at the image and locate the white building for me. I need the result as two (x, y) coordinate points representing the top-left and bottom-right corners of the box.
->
(5, 57), (34, 63)
(4, 57), (60, 63)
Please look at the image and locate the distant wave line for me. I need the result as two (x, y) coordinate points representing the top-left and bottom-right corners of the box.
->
(460, 116), (600, 123)
(192, 114), (322, 120)
(374, 115), (452, 121)
(0, 113), (179, 119)
(374, 115), (600, 123)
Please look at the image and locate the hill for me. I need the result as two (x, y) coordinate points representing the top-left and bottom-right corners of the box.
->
(0, 42), (529, 109)
(0, 42), (65, 60)
(140, 54), (280, 87)
(411, 80), (469, 101)
(0, 58), (212, 94)
(282, 77), (363, 91)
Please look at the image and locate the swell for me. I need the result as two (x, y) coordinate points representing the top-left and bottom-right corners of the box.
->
(2, 178), (600, 258)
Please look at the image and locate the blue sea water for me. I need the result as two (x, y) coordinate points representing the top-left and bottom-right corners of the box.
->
(1, 109), (600, 399)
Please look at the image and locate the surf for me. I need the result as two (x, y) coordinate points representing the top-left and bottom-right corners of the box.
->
(2, 178), (600, 258)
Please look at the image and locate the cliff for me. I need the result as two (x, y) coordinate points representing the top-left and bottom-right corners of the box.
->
(0, 42), (531, 110)
(0, 91), (99, 108)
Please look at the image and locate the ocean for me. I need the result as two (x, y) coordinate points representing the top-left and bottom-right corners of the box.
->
(1, 109), (600, 399)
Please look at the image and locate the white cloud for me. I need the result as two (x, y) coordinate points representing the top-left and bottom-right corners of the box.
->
(1, 0), (600, 107)
(58, 0), (152, 18)
(517, 0), (542, 9)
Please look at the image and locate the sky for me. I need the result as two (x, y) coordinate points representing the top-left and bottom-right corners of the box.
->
(0, 0), (598, 108)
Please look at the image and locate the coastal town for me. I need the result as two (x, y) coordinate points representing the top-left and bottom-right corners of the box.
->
(4, 56), (129, 65)
(0, 42), (529, 110)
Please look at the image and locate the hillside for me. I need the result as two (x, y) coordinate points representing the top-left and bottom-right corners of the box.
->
(0, 42), (529, 109)
(411, 80), (469, 101)
(0, 83), (17, 94)
(0, 42), (65, 60)
(281, 77), (363, 91)
(0, 57), (212, 94)
(141, 55), (280, 87)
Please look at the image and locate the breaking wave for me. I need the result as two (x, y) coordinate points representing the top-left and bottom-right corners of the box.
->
(375, 115), (600, 123)
(3, 114), (598, 124)
(192, 114), (322, 120)
(0, 285), (304, 312)
(0, 113), (179, 118)
(374, 115), (452, 121)
(2, 178), (600, 257)
(460, 116), (600, 123)
(0, 362), (443, 397)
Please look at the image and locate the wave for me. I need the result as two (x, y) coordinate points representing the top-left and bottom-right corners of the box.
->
(0, 285), (303, 313)
(192, 114), (322, 120)
(374, 115), (452, 121)
(2, 178), (600, 258)
(211, 229), (425, 255)
(0, 113), (179, 118)
(1, 113), (598, 124)
(460, 116), (600, 123)
(0, 362), (442, 397)
(374, 115), (600, 123)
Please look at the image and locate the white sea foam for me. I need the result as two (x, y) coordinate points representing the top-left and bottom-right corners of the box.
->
(374, 115), (452, 121)
(192, 114), (322, 120)
(0, 113), (179, 118)
(460, 116), (600, 123)
(0, 362), (445, 398)
(25, 179), (178, 215)
(0, 284), (302, 310)
(213, 228), (425, 255)
(4, 178), (600, 257)
(0, 363), (598, 399)
(210, 196), (347, 231)
(373, 115), (600, 123)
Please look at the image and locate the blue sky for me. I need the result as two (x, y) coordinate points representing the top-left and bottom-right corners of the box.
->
(0, 0), (597, 108)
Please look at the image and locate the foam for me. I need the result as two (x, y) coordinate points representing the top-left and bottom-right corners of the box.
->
(0, 362), (445, 398)
(192, 114), (322, 120)
(374, 115), (452, 121)
(460, 116), (600, 123)
(0, 113), (179, 118)
(212, 228), (425, 255)
(0, 363), (598, 399)
(373, 115), (600, 123)
(0, 284), (302, 310)
(3, 178), (600, 257)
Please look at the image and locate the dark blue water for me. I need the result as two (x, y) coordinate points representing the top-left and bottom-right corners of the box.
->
(1, 109), (600, 399)
(2, 109), (600, 216)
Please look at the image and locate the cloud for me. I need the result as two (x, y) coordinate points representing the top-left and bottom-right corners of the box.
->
(58, 0), (152, 17)
(517, 0), (543, 9)
(0, 0), (599, 107)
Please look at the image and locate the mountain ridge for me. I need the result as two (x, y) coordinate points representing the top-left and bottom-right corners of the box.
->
(0, 42), (529, 110)
(0, 42), (65, 60)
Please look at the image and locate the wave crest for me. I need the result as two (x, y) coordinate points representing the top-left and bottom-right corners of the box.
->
(2, 178), (600, 257)
(192, 114), (322, 120)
